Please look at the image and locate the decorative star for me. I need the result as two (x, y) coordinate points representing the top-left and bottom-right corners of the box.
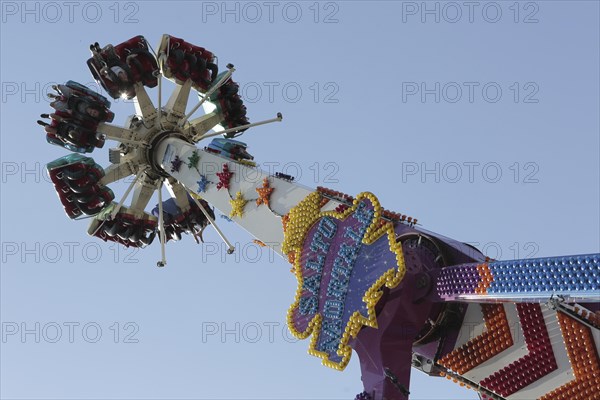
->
(170, 156), (183, 173)
(187, 151), (201, 172)
(229, 191), (247, 218)
(255, 178), (274, 207)
(197, 175), (209, 193)
(216, 164), (233, 190)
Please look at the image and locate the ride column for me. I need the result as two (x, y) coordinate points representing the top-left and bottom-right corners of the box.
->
(153, 137), (339, 257)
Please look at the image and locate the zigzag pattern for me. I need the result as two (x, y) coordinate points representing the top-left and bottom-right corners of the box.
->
(539, 312), (600, 400)
(438, 304), (513, 374)
(479, 304), (557, 397)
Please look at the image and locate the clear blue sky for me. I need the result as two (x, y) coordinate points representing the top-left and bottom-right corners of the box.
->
(1, 1), (599, 399)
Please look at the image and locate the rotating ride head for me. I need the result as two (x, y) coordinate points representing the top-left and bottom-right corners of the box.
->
(40, 34), (282, 266)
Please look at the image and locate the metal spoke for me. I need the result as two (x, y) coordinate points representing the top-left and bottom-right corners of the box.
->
(96, 123), (135, 141)
(110, 174), (140, 219)
(186, 188), (235, 254)
(165, 178), (192, 212)
(156, 179), (167, 267)
(194, 113), (283, 142)
(178, 64), (235, 128)
(100, 162), (134, 186)
(165, 79), (193, 118)
(133, 83), (157, 120)
(184, 111), (223, 141)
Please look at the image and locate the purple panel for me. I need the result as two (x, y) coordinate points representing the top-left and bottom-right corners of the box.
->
(353, 241), (442, 400)
(289, 197), (403, 365)
(436, 264), (480, 298)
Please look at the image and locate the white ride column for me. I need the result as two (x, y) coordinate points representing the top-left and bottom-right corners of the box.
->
(155, 137), (326, 257)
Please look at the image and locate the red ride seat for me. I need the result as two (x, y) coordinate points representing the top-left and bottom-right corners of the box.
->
(43, 82), (112, 153)
(51, 82), (114, 125)
(87, 35), (159, 99)
(151, 195), (215, 243)
(54, 121), (103, 151)
(161, 35), (218, 92)
(46, 156), (113, 219)
(92, 212), (157, 248)
(211, 79), (249, 132)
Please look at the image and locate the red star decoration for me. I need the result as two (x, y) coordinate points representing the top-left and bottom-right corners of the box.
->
(256, 178), (274, 207)
(216, 164), (233, 190)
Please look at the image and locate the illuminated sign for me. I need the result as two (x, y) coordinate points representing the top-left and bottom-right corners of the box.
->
(283, 192), (406, 370)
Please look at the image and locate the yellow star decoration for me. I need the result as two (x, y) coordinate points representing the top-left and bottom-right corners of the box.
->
(255, 178), (274, 207)
(281, 191), (406, 371)
(229, 191), (247, 218)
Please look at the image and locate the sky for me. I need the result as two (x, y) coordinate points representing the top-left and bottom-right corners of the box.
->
(1, 1), (599, 399)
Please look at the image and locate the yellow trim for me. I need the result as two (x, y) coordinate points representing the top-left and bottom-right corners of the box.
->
(282, 191), (406, 370)
(237, 159), (257, 167)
